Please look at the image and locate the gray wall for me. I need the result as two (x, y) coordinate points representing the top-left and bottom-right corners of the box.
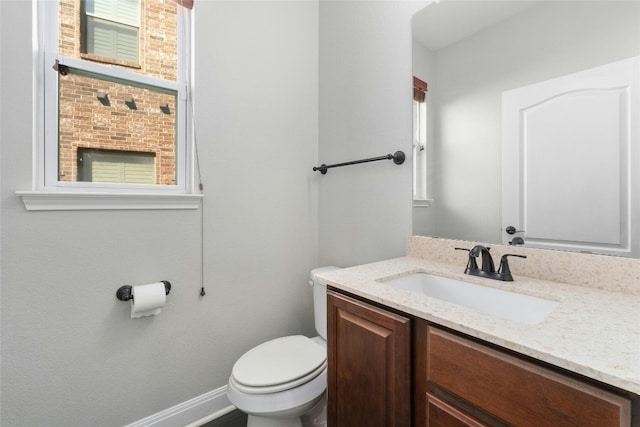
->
(0, 0), (420, 425)
(1, 1), (318, 425)
(318, 1), (425, 267)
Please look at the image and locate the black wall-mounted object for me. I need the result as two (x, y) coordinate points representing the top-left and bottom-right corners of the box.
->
(313, 151), (405, 175)
(116, 281), (171, 302)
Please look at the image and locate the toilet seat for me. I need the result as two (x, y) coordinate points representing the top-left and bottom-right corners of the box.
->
(230, 361), (327, 394)
(227, 368), (327, 417)
(231, 335), (327, 394)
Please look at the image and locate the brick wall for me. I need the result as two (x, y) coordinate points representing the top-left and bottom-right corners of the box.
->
(58, 0), (178, 185)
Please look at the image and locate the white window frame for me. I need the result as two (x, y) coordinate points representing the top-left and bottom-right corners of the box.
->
(413, 99), (429, 204)
(18, 0), (201, 211)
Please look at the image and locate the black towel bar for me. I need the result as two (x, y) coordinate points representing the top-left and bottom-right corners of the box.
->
(313, 151), (405, 174)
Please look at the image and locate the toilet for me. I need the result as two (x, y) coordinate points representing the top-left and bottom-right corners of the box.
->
(226, 267), (340, 427)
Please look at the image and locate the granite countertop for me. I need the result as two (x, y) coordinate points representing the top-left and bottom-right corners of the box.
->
(315, 256), (640, 395)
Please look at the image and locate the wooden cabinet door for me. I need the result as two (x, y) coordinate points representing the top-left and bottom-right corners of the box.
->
(327, 290), (411, 427)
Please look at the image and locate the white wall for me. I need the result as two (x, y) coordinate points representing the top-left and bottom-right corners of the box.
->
(318, 1), (426, 267)
(414, 1), (640, 244)
(0, 1), (318, 425)
(194, 0), (320, 387)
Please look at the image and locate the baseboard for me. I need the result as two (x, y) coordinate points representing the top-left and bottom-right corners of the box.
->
(124, 385), (236, 427)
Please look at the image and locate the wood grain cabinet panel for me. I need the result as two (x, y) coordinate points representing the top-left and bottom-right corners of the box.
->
(427, 327), (631, 427)
(327, 290), (411, 427)
(427, 392), (490, 427)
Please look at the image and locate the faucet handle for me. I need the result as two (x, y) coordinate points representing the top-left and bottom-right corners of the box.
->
(497, 254), (527, 281)
(501, 253), (527, 261)
(454, 247), (478, 273)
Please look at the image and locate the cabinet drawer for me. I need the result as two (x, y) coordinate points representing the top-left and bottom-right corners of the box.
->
(427, 327), (631, 427)
(427, 392), (489, 427)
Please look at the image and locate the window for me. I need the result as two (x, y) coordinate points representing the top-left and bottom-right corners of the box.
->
(82, 0), (140, 63)
(20, 0), (200, 210)
(413, 76), (428, 202)
(57, 69), (178, 186)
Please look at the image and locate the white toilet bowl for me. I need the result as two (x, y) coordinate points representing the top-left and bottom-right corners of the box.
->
(227, 336), (327, 427)
(226, 267), (339, 427)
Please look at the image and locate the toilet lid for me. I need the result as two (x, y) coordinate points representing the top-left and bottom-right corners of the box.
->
(232, 335), (326, 388)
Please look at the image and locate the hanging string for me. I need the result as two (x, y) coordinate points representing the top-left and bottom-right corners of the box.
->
(180, 4), (206, 297)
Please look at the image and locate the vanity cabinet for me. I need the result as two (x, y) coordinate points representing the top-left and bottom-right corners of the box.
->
(327, 288), (635, 427)
(326, 290), (411, 427)
(425, 327), (632, 427)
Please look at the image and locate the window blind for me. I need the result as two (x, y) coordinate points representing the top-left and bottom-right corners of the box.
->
(413, 77), (428, 103)
(85, 0), (140, 62)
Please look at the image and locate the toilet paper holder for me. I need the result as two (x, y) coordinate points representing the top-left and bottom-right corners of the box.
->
(116, 281), (171, 302)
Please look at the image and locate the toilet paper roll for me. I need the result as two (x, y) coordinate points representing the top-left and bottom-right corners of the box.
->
(131, 282), (167, 318)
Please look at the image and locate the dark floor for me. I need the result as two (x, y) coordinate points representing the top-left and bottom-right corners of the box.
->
(200, 409), (247, 427)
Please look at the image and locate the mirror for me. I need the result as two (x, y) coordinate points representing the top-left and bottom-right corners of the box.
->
(412, 0), (640, 257)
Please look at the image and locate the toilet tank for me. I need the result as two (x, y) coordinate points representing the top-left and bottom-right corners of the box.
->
(310, 266), (341, 340)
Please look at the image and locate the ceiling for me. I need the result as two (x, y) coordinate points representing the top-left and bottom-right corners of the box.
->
(413, 1), (538, 52)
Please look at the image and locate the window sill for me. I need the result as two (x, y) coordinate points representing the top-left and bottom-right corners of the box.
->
(16, 191), (203, 211)
(79, 53), (142, 70)
(413, 199), (433, 208)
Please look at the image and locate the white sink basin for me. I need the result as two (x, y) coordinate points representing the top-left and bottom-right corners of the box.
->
(381, 273), (558, 325)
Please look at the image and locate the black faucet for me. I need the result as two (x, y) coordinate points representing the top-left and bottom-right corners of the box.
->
(455, 245), (527, 282)
(470, 245), (495, 274)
